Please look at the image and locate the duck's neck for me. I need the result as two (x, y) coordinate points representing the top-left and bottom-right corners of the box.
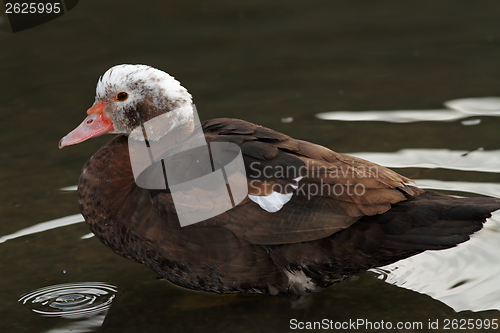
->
(158, 115), (196, 148)
(128, 101), (196, 142)
(127, 108), (198, 177)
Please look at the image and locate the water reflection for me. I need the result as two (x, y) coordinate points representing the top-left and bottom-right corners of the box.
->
(317, 108), (467, 122)
(413, 179), (500, 199)
(316, 97), (500, 123)
(43, 315), (107, 333)
(0, 214), (84, 244)
(60, 185), (78, 191)
(461, 118), (481, 126)
(351, 149), (500, 173)
(445, 97), (500, 115)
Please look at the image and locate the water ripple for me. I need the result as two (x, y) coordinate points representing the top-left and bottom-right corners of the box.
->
(19, 282), (117, 319)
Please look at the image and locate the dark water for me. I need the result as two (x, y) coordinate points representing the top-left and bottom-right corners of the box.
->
(2, 1), (500, 332)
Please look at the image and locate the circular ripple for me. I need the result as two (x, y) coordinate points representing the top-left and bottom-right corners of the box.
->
(19, 282), (117, 318)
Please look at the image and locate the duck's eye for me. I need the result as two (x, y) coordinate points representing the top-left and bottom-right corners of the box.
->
(115, 92), (129, 102)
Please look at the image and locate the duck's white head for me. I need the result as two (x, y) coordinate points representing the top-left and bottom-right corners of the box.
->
(59, 64), (194, 148)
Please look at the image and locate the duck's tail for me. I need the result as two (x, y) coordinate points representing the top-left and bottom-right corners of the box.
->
(372, 190), (500, 251)
(320, 190), (500, 277)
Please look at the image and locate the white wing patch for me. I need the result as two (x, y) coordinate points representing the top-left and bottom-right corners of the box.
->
(248, 191), (293, 213)
(248, 176), (303, 213)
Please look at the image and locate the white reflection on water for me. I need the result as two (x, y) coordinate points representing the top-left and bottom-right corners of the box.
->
(351, 149), (500, 174)
(43, 315), (106, 333)
(461, 118), (481, 126)
(60, 185), (78, 191)
(0, 186), (86, 243)
(81, 232), (95, 239)
(413, 179), (500, 199)
(0, 214), (84, 244)
(316, 109), (467, 122)
(445, 97), (500, 115)
(316, 97), (500, 123)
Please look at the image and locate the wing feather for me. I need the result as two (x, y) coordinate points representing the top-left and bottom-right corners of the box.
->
(150, 118), (422, 245)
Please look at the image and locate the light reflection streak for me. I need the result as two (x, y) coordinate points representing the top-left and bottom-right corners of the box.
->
(316, 109), (467, 122)
(81, 232), (94, 239)
(0, 185), (84, 243)
(413, 179), (500, 199)
(0, 214), (84, 244)
(316, 97), (500, 123)
(60, 185), (78, 191)
(351, 149), (500, 173)
(445, 97), (500, 115)
(43, 314), (106, 333)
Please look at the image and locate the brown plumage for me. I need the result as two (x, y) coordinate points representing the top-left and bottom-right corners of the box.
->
(61, 65), (500, 295)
